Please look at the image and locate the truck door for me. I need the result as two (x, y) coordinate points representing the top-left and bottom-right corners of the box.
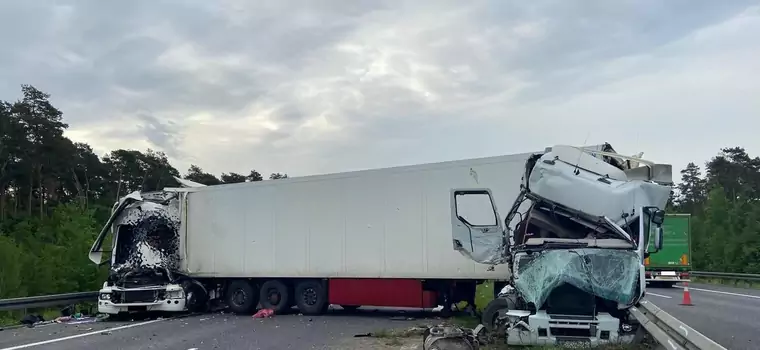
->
(450, 189), (506, 265)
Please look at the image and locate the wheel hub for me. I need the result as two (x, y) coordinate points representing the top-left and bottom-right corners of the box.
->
(303, 288), (317, 306)
(233, 289), (247, 306)
(267, 289), (281, 305)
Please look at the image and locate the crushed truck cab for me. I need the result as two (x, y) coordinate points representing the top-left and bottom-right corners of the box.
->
(450, 144), (673, 346)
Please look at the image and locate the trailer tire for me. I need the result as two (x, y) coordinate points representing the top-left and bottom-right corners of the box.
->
(226, 280), (259, 314)
(294, 280), (328, 315)
(259, 280), (291, 314)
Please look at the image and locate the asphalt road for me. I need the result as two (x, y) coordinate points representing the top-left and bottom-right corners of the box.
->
(3, 284), (759, 350)
(646, 282), (760, 350)
(0, 308), (429, 350)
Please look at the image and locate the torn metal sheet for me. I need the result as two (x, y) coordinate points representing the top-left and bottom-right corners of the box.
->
(89, 190), (184, 286)
(111, 197), (181, 273)
(513, 248), (640, 308)
(528, 145), (672, 227)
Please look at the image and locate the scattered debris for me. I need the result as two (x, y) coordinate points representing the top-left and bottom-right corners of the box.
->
(20, 314), (45, 328)
(422, 324), (483, 350)
(390, 316), (416, 321)
(252, 308), (275, 319)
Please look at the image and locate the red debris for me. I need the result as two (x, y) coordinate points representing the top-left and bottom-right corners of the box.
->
(252, 309), (275, 318)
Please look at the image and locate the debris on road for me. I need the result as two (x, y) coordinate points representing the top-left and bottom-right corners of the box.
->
(20, 314), (45, 328)
(422, 324), (482, 350)
(252, 308), (275, 318)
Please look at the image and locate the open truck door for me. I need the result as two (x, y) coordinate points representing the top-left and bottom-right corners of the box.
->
(450, 188), (507, 265)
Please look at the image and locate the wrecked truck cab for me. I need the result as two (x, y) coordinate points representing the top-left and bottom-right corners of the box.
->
(450, 144), (672, 346)
(89, 190), (192, 315)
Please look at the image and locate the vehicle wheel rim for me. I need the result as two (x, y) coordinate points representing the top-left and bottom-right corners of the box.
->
(267, 289), (281, 305)
(302, 287), (317, 306)
(233, 289), (247, 306)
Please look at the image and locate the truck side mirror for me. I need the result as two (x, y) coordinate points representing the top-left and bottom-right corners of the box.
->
(651, 209), (665, 225)
(654, 226), (663, 251)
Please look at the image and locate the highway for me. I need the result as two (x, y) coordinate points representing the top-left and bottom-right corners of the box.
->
(0, 308), (425, 350)
(646, 283), (760, 350)
(1, 283), (759, 350)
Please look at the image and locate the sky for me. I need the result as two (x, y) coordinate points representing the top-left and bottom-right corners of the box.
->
(0, 0), (758, 179)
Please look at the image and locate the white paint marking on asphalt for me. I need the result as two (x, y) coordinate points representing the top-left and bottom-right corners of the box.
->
(679, 286), (760, 300)
(0, 319), (165, 350)
(646, 292), (673, 299)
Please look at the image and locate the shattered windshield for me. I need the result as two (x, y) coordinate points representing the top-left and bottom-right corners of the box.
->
(514, 248), (640, 308)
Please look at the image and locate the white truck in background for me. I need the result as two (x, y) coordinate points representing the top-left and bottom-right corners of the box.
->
(88, 142), (672, 346)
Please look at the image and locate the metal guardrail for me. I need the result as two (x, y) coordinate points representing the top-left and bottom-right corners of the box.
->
(631, 299), (726, 350)
(691, 271), (760, 281)
(0, 291), (98, 312)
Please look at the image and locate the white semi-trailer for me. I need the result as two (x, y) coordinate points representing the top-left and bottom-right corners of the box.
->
(90, 145), (566, 316)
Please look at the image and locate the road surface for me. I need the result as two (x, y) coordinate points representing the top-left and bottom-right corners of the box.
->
(646, 282), (760, 350)
(2, 284), (759, 350)
(0, 308), (428, 350)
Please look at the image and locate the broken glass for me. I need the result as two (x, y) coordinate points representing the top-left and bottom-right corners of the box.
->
(514, 248), (640, 308)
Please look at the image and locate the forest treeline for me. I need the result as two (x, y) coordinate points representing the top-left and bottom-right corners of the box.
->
(0, 85), (757, 302)
(0, 85), (288, 302)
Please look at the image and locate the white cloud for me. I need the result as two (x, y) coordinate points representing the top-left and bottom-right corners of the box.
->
(0, 0), (757, 180)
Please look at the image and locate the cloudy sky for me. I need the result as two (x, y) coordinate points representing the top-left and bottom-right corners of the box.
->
(1, 1), (758, 179)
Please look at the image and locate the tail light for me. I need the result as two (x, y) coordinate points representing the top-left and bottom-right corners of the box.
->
(644, 257), (650, 266)
(680, 254), (688, 265)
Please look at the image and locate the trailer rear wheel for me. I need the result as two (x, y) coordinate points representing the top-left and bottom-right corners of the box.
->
(295, 280), (327, 315)
(259, 280), (291, 314)
(226, 280), (259, 314)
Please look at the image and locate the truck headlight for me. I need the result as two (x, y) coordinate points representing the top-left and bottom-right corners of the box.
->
(166, 290), (185, 299)
(99, 293), (111, 300)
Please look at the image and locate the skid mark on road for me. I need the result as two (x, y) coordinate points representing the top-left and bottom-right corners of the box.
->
(678, 286), (760, 300)
(646, 292), (672, 299)
(0, 319), (164, 350)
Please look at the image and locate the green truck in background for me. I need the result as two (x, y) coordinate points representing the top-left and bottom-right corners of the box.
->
(645, 213), (692, 287)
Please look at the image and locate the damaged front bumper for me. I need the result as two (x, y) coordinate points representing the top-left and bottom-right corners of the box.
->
(503, 310), (637, 346)
(97, 283), (186, 315)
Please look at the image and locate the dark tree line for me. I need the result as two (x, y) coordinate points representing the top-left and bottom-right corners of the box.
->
(671, 147), (760, 273)
(0, 86), (288, 312)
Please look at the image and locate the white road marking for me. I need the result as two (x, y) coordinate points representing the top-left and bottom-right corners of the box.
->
(679, 286), (760, 300)
(647, 292), (673, 299)
(0, 319), (165, 350)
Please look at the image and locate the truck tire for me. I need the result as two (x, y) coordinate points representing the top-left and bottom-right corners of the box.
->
(226, 280), (259, 314)
(259, 280), (291, 314)
(294, 280), (328, 315)
(182, 280), (209, 313)
(482, 297), (516, 333)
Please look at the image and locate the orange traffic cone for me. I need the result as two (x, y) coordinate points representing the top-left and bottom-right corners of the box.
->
(680, 282), (694, 306)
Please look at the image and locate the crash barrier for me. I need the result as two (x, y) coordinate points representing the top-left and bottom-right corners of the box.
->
(0, 291), (98, 311)
(630, 299), (726, 350)
(691, 271), (760, 282)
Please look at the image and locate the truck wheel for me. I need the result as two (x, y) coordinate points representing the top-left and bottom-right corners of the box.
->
(482, 297), (516, 333)
(294, 280), (328, 315)
(259, 280), (291, 314)
(182, 280), (209, 313)
(226, 280), (259, 314)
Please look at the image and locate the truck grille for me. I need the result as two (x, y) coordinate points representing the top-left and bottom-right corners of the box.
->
(111, 290), (158, 303)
